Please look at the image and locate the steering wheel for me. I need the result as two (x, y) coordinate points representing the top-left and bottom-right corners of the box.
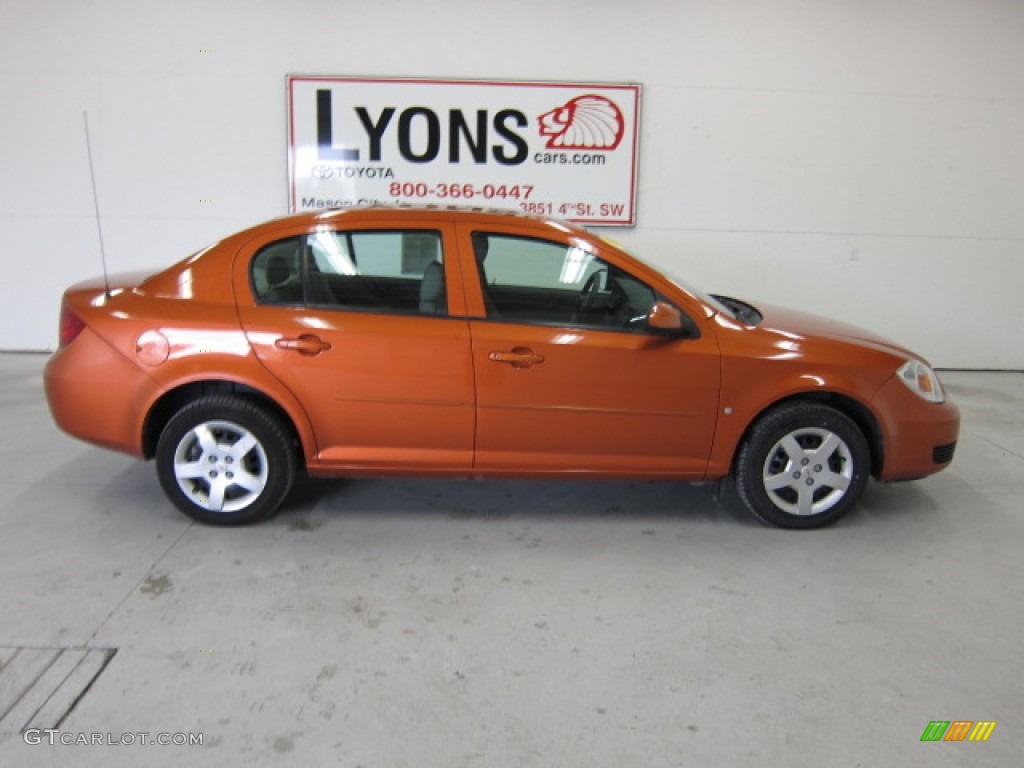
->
(574, 269), (607, 319)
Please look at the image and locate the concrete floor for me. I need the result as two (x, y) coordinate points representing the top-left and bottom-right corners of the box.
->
(0, 352), (1020, 767)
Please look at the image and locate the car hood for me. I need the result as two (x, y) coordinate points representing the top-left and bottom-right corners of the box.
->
(752, 302), (922, 362)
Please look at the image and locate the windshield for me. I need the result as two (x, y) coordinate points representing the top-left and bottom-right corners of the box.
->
(659, 266), (738, 319)
(657, 263), (763, 325)
(596, 235), (738, 320)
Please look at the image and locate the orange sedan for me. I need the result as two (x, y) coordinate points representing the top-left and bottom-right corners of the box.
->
(44, 207), (959, 528)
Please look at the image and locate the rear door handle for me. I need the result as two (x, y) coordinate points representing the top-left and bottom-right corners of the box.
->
(488, 347), (545, 369)
(275, 334), (332, 356)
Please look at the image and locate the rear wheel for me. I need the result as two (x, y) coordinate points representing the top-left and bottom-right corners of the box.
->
(156, 395), (296, 525)
(735, 402), (869, 529)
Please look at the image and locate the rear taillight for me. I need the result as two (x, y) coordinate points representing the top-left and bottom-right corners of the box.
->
(58, 303), (86, 347)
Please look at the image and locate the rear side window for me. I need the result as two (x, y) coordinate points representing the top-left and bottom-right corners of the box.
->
(251, 230), (446, 315)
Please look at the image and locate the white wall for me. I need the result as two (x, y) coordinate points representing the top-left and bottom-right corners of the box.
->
(1, 0), (1021, 368)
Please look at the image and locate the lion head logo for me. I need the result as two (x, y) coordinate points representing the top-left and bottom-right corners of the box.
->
(537, 95), (625, 150)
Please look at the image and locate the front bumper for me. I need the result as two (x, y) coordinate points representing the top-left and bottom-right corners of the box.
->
(871, 374), (961, 481)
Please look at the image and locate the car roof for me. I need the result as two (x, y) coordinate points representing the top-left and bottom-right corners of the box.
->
(243, 204), (585, 236)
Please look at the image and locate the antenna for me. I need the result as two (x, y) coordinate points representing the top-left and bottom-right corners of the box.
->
(83, 112), (112, 298)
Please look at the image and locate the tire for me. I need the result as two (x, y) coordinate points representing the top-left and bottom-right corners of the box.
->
(735, 402), (869, 529)
(156, 395), (297, 525)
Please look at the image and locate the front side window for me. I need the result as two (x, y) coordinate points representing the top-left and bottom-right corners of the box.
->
(252, 230), (446, 315)
(473, 233), (662, 331)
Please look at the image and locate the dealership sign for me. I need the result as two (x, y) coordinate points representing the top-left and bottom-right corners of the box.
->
(287, 77), (641, 226)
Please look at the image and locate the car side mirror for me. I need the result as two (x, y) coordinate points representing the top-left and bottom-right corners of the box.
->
(647, 301), (699, 338)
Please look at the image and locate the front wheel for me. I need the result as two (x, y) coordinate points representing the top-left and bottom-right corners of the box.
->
(156, 395), (297, 525)
(735, 403), (870, 529)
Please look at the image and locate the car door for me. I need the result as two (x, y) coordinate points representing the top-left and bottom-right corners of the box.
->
(458, 223), (721, 475)
(234, 220), (475, 470)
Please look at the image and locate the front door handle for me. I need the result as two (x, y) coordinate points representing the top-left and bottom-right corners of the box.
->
(275, 334), (332, 356)
(488, 347), (545, 369)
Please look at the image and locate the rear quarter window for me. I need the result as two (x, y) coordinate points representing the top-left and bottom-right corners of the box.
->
(251, 238), (303, 304)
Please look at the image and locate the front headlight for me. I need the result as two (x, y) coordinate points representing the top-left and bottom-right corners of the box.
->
(897, 360), (945, 403)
